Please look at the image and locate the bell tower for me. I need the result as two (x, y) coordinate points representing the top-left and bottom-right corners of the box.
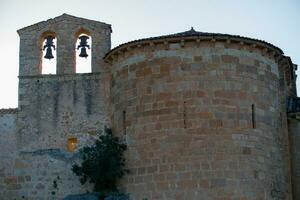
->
(17, 13), (111, 75)
(16, 14), (112, 148)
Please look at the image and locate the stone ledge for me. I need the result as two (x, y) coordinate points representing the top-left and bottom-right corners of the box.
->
(20, 148), (80, 162)
(0, 108), (18, 115)
(19, 72), (110, 82)
(288, 112), (300, 120)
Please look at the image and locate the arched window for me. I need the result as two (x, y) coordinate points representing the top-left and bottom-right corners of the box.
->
(75, 29), (92, 73)
(41, 32), (57, 74)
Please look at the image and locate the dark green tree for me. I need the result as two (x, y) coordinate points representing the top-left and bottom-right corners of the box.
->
(72, 127), (128, 196)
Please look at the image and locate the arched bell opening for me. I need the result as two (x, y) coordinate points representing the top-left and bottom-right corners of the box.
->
(40, 31), (57, 74)
(75, 29), (92, 73)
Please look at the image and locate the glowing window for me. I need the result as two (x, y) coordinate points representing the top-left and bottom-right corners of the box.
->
(67, 137), (78, 152)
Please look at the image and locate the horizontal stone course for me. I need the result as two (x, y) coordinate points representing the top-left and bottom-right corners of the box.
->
(111, 42), (293, 200)
(1, 14), (298, 200)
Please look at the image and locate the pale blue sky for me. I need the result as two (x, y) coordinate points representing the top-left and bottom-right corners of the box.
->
(0, 0), (299, 108)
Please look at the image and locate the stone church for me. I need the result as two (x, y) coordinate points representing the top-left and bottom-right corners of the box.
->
(0, 14), (299, 199)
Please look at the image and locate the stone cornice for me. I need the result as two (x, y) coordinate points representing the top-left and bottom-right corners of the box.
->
(18, 72), (110, 82)
(104, 31), (285, 63)
(0, 108), (18, 115)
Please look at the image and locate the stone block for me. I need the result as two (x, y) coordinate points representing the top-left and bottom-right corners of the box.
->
(221, 55), (239, 63)
(211, 178), (226, 188)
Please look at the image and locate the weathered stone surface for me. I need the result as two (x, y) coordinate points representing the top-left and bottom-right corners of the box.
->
(111, 43), (295, 199)
(0, 14), (299, 200)
(63, 193), (100, 200)
(288, 118), (300, 199)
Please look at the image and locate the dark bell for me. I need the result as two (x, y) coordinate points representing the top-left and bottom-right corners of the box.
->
(79, 35), (89, 45)
(77, 35), (90, 58)
(43, 35), (56, 59)
(79, 47), (88, 58)
(44, 47), (54, 59)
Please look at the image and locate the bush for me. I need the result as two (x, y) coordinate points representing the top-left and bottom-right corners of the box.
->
(72, 127), (128, 197)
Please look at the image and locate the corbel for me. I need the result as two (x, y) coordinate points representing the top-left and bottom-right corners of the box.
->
(180, 39), (185, 48)
(196, 38), (201, 47)
(163, 40), (169, 50)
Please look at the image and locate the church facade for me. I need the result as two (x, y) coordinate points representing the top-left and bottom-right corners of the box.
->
(0, 14), (299, 199)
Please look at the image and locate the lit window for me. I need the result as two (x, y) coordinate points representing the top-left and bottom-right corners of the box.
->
(67, 138), (78, 152)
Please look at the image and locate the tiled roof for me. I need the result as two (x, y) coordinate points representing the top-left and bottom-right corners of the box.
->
(105, 27), (284, 59)
(0, 108), (18, 114)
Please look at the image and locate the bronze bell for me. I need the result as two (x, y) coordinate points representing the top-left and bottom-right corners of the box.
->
(77, 35), (90, 58)
(43, 35), (56, 59)
(79, 47), (88, 58)
(45, 47), (54, 59)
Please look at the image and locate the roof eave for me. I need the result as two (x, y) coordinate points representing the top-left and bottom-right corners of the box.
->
(104, 32), (284, 61)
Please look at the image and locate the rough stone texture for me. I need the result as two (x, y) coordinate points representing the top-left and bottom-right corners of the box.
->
(0, 14), (111, 200)
(18, 13), (111, 75)
(9, 72), (111, 199)
(0, 14), (299, 200)
(0, 113), (18, 199)
(111, 42), (293, 200)
(288, 117), (300, 199)
(17, 73), (111, 150)
(63, 193), (100, 200)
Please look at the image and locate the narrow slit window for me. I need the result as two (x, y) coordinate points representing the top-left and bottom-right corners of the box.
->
(42, 35), (56, 74)
(279, 112), (282, 128)
(183, 101), (187, 129)
(123, 110), (126, 135)
(251, 104), (256, 129)
(67, 137), (78, 152)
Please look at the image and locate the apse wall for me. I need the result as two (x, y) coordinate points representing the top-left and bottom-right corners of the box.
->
(110, 39), (292, 199)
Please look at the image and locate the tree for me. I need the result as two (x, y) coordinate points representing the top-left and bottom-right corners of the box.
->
(72, 127), (128, 197)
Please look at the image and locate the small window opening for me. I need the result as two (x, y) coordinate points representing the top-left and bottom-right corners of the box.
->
(123, 110), (126, 135)
(251, 104), (256, 129)
(67, 137), (78, 152)
(183, 101), (187, 128)
(279, 112), (282, 128)
(42, 35), (57, 74)
(76, 33), (92, 73)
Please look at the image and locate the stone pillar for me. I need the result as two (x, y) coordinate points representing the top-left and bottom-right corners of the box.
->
(91, 28), (111, 72)
(288, 116), (300, 199)
(18, 33), (42, 76)
(56, 30), (76, 74)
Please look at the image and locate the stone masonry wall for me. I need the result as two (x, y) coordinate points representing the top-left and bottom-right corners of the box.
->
(0, 14), (114, 200)
(18, 73), (111, 151)
(0, 73), (111, 200)
(111, 41), (292, 200)
(0, 14), (296, 199)
(288, 118), (300, 199)
(0, 112), (18, 198)
(17, 14), (111, 76)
